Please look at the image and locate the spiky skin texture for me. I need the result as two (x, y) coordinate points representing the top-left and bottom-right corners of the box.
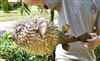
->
(10, 15), (61, 56)
(10, 15), (91, 56)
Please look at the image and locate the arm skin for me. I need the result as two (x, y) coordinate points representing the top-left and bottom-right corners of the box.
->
(23, 0), (46, 5)
(82, 24), (100, 50)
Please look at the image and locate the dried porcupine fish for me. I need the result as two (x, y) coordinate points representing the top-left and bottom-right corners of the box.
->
(9, 15), (92, 56)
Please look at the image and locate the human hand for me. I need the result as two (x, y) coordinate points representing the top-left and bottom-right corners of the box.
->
(82, 33), (100, 50)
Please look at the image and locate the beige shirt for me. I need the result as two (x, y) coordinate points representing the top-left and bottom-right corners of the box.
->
(45, 0), (100, 61)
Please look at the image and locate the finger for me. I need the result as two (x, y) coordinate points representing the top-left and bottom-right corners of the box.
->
(90, 33), (97, 37)
(83, 39), (96, 46)
(90, 33), (96, 35)
(87, 46), (95, 50)
(84, 45), (88, 48)
(86, 38), (96, 43)
(84, 45), (95, 50)
(83, 43), (94, 49)
(81, 42), (89, 45)
(82, 41), (95, 47)
(85, 43), (94, 46)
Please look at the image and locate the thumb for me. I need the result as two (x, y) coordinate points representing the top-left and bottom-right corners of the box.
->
(86, 37), (97, 43)
(90, 33), (97, 38)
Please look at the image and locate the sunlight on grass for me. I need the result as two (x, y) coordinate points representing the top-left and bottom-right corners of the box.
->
(0, 9), (39, 22)
(0, 6), (58, 22)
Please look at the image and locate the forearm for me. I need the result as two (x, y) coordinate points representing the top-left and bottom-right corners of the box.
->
(23, 0), (46, 5)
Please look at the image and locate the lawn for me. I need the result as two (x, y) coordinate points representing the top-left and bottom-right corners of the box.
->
(0, 10), (40, 22)
(0, 6), (40, 22)
(0, 6), (58, 22)
(0, 10), (25, 22)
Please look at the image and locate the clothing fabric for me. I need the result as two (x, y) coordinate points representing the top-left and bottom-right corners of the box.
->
(44, 0), (100, 61)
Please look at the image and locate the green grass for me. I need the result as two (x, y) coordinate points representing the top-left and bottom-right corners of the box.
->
(0, 10), (41, 22)
(0, 7), (41, 22)
(0, 10), (20, 22)
(0, 6), (58, 22)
